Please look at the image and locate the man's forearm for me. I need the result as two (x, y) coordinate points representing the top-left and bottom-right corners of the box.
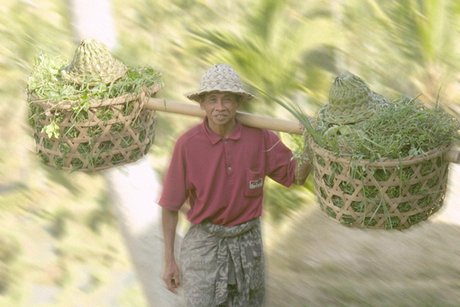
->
(294, 161), (312, 185)
(161, 207), (181, 293)
(162, 208), (179, 261)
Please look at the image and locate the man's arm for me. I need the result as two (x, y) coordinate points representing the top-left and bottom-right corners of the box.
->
(162, 208), (181, 294)
(293, 160), (312, 185)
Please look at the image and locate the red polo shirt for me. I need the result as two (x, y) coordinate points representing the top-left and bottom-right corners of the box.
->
(158, 117), (297, 226)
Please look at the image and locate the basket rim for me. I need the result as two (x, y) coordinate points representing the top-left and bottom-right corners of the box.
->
(308, 138), (452, 168)
(27, 83), (162, 111)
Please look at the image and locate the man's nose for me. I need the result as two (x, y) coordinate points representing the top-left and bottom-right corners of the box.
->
(215, 98), (225, 109)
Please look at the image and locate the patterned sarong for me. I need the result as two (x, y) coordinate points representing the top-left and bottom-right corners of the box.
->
(180, 218), (265, 307)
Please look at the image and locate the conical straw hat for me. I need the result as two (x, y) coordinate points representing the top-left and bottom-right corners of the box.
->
(318, 72), (388, 124)
(187, 64), (254, 102)
(61, 38), (127, 86)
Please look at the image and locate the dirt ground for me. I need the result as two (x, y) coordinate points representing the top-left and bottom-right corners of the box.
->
(265, 164), (460, 307)
(1, 160), (458, 306)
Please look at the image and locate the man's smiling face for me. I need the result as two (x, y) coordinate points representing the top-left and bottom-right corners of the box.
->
(199, 91), (242, 135)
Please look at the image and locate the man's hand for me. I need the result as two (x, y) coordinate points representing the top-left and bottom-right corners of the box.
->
(163, 258), (181, 294)
(162, 208), (180, 294)
(295, 122), (313, 185)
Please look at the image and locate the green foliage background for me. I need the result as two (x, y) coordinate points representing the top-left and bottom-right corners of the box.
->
(1, 0), (460, 305)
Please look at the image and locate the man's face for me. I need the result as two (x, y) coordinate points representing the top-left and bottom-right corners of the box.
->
(199, 91), (242, 133)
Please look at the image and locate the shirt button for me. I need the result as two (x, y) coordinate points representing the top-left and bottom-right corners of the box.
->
(225, 141), (228, 144)
(228, 167), (232, 171)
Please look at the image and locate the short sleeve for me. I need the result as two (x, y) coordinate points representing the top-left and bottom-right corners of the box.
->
(158, 138), (189, 211)
(264, 130), (297, 187)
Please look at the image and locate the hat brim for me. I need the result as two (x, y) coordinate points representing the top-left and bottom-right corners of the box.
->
(187, 90), (254, 103)
(318, 104), (376, 125)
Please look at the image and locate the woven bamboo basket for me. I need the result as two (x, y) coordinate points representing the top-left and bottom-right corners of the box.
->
(28, 84), (160, 171)
(308, 138), (451, 229)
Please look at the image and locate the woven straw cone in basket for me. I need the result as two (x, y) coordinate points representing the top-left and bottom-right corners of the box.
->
(61, 38), (127, 86)
(308, 138), (451, 230)
(187, 64), (254, 102)
(318, 72), (388, 125)
(29, 38), (161, 171)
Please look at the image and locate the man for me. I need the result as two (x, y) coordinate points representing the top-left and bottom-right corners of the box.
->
(159, 64), (311, 306)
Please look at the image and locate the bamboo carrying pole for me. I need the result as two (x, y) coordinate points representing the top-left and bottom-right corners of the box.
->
(145, 97), (302, 134)
(144, 97), (460, 164)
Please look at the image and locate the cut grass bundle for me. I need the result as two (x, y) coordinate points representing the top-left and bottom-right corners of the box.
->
(27, 45), (164, 171)
(316, 96), (460, 160)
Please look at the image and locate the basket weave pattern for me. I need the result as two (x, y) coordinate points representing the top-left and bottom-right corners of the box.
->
(29, 88), (157, 171)
(309, 139), (451, 229)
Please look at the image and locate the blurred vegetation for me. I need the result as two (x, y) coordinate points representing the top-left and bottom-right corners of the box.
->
(1, 0), (460, 305)
(0, 233), (21, 294)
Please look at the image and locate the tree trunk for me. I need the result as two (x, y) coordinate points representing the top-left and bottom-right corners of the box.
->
(66, 0), (117, 49)
(66, 0), (182, 305)
(103, 157), (183, 307)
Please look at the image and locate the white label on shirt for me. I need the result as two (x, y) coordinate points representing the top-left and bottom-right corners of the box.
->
(249, 178), (263, 189)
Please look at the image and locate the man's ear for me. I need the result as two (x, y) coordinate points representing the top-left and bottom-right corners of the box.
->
(237, 96), (244, 109)
(197, 97), (204, 110)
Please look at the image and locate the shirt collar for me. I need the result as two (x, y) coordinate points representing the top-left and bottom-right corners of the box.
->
(202, 116), (242, 145)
